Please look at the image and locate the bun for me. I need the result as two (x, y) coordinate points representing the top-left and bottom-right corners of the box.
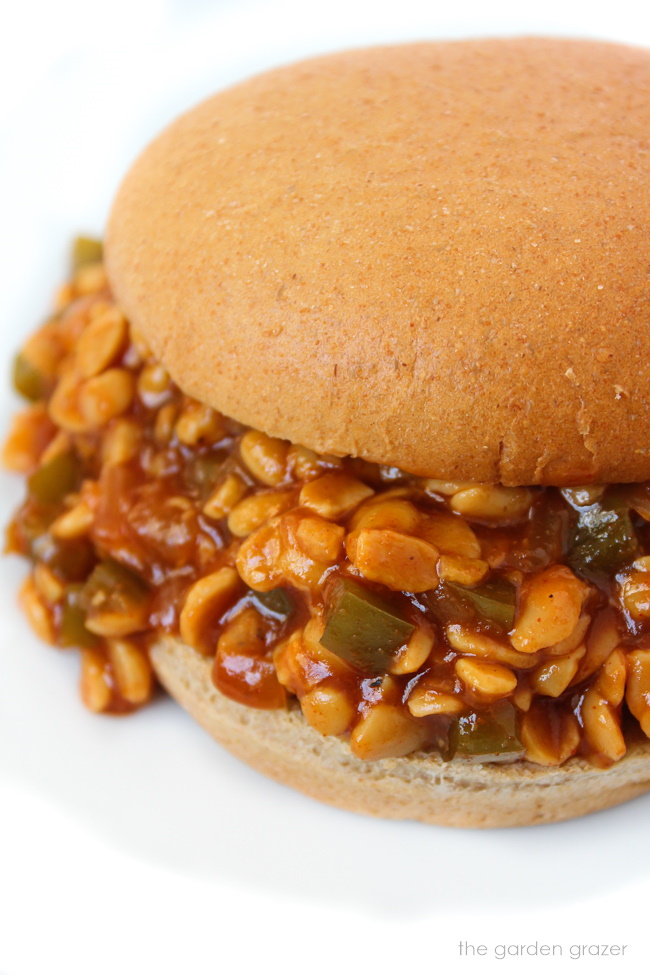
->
(106, 37), (650, 486)
(151, 636), (650, 827)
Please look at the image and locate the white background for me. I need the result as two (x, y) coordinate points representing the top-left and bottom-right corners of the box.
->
(2, 2), (650, 973)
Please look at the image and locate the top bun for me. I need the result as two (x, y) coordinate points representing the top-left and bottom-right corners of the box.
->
(106, 37), (650, 486)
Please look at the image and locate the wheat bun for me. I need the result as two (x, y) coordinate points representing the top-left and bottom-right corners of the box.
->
(151, 636), (650, 827)
(106, 38), (650, 826)
(105, 36), (650, 486)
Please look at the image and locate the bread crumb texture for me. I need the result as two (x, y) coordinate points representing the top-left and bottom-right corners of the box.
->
(106, 38), (650, 486)
(151, 637), (650, 828)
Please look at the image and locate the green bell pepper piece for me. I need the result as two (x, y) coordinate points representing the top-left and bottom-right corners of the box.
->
(13, 353), (53, 402)
(251, 587), (294, 620)
(448, 701), (524, 763)
(28, 450), (83, 507)
(71, 236), (103, 270)
(447, 578), (516, 630)
(60, 585), (100, 648)
(568, 500), (640, 580)
(320, 578), (415, 674)
(428, 578), (516, 631)
(426, 583), (476, 626)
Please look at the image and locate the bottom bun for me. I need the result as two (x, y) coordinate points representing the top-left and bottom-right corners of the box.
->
(150, 637), (650, 828)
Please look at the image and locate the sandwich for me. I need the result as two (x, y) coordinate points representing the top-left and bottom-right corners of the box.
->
(5, 36), (650, 827)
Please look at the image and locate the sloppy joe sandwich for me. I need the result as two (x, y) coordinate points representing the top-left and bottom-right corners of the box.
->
(5, 37), (650, 828)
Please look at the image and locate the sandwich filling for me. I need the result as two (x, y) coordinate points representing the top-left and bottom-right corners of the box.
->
(5, 243), (650, 767)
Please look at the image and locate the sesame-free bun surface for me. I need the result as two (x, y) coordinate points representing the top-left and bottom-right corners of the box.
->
(150, 636), (650, 827)
(106, 37), (650, 486)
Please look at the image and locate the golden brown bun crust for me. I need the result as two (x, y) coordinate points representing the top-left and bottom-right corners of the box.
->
(106, 38), (650, 486)
(150, 636), (650, 828)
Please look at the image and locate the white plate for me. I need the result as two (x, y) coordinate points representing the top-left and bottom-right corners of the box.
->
(2, 3), (650, 973)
